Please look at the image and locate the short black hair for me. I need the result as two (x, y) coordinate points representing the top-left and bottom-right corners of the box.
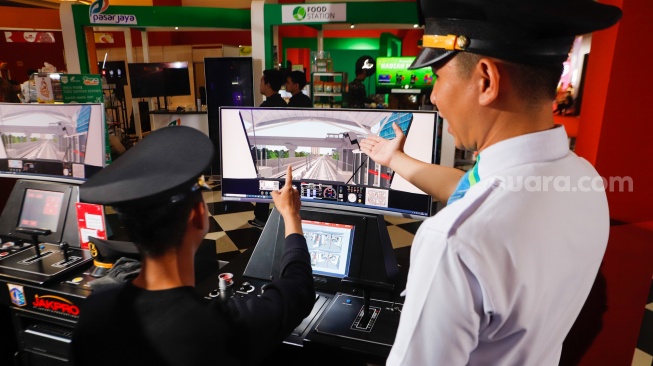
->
(288, 70), (307, 89)
(262, 69), (283, 92)
(455, 52), (563, 104)
(116, 189), (204, 257)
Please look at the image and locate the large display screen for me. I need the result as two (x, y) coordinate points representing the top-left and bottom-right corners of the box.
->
(18, 189), (65, 232)
(128, 62), (191, 98)
(220, 107), (441, 218)
(0, 103), (106, 182)
(376, 57), (435, 93)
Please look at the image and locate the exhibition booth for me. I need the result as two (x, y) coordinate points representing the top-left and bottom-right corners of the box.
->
(0, 1), (652, 366)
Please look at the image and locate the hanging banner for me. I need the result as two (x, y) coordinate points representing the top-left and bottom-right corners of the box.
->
(281, 4), (346, 24)
(4, 31), (55, 43)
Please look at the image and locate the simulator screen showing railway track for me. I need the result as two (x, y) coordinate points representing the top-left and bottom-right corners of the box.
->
(220, 107), (441, 218)
(0, 103), (106, 181)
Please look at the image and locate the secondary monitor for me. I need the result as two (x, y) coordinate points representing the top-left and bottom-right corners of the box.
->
(128, 62), (191, 98)
(304, 219), (355, 278)
(220, 107), (442, 219)
(18, 189), (65, 233)
(0, 103), (107, 183)
(0, 180), (78, 246)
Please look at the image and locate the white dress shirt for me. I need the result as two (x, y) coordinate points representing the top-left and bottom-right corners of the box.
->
(387, 126), (609, 365)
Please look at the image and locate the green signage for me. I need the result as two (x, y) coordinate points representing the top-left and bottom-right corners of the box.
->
(60, 74), (104, 103)
(376, 57), (435, 92)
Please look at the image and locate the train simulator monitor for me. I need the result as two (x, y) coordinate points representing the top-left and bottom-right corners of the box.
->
(219, 107), (441, 219)
(0, 103), (107, 183)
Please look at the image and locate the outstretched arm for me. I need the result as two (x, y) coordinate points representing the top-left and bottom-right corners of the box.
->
(359, 122), (464, 203)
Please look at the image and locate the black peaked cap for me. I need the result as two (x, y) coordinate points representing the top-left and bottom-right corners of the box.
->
(410, 0), (622, 69)
(80, 126), (213, 208)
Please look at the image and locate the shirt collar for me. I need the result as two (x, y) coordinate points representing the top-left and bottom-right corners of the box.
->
(476, 125), (570, 179)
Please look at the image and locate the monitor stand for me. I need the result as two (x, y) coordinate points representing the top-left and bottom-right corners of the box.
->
(156, 96), (169, 111)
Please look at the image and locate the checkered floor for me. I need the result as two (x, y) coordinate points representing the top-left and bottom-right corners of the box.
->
(201, 189), (422, 266)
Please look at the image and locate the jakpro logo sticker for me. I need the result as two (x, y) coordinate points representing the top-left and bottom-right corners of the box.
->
(7, 284), (26, 307)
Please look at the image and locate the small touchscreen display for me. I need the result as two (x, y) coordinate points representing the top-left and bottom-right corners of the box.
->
(18, 189), (65, 232)
(302, 219), (354, 278)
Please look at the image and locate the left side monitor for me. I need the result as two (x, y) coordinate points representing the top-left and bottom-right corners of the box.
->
(0, 103), (106, 183)
(0, 180), (79, 246)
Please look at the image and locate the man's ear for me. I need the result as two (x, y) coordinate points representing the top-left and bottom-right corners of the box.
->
(476, 58), (500, 106)
(189, 199), (207, 230)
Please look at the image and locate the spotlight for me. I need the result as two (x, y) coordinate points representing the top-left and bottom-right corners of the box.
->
(350, 24), (355, 29)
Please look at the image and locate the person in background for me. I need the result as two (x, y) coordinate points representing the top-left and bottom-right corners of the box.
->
(259, 68), (287, 107)
(359, 0), (621, 364)
(249, 69), (288, 228)
(0, 61), (20, 103)
(286, 70), (312, 107)
(19, 69), (38, 103)
(347, 67), (368, 109)
(72, 126), (314, 366)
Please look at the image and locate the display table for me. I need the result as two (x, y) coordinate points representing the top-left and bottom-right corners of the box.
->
(149, 110), (209, 136)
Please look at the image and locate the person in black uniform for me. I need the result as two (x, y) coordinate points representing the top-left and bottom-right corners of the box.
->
(259, 68), (287, 107)
(347, 68), (368, 109)
(72, 126), (314, 366)
(249, 69), (288, 228)
(286, 70), (312, 107)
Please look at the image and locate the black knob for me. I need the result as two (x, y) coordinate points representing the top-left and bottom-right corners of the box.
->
(60, 242), (70, 262)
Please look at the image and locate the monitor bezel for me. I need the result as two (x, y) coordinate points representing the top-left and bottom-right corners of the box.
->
(0, 103), (107, 184)
(0, 180), (74, 244)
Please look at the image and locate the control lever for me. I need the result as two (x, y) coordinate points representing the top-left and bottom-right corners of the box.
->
(15, 227), (51, 258)
(341, 276), (394, 325)
(59, 242), (70, 262)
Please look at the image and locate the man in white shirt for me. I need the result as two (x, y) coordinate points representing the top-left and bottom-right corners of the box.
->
(359, 0), (622, 364)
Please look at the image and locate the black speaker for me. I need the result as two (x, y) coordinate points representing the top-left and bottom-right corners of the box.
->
(138, 101), (151, 133)
(199, 86), (206, 105)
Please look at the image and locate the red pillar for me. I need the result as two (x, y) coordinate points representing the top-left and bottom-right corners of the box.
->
(575, 0), (653, 224)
